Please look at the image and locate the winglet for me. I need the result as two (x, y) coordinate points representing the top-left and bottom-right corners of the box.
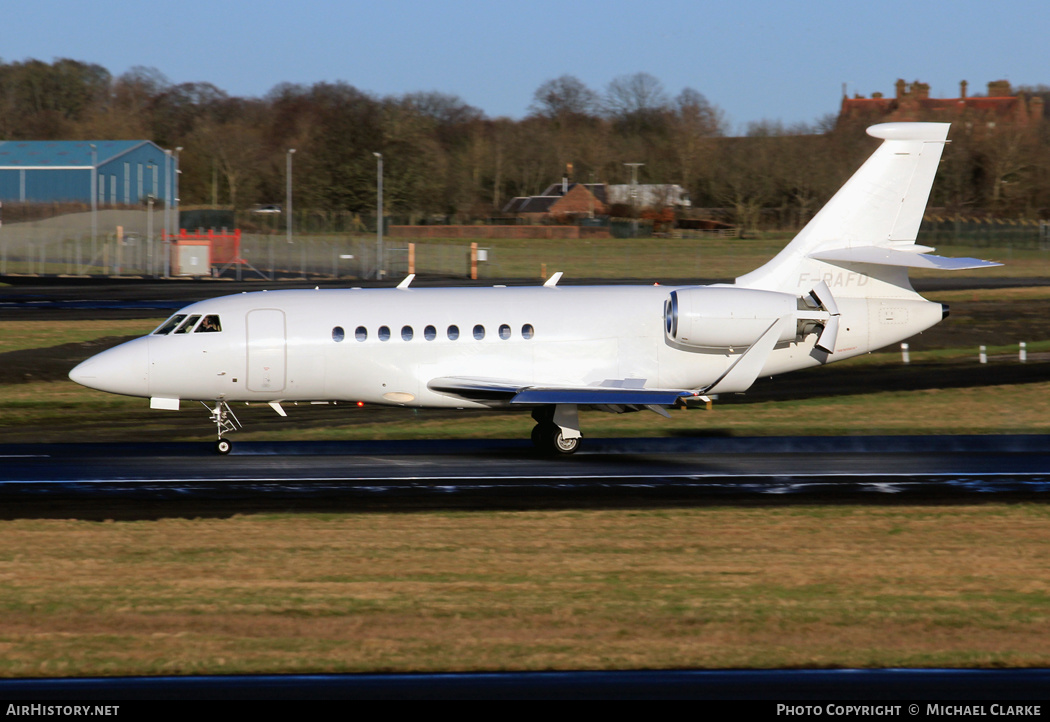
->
(543, 272), (563, 288)
(396, 274), (415, 289)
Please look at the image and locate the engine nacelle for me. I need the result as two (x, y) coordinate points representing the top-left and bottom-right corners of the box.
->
(665, 286), (800, 349)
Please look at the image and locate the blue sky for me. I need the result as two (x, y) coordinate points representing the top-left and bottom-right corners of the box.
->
(4, 0), (1048, 133)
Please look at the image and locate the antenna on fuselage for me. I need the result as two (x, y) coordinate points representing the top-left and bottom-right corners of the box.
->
(396, 274), (415, 289)
(543, 272), (563, 288)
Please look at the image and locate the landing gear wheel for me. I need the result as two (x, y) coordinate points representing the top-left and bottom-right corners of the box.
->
(551, 429), (581, 455)
(216, 438), (232, 455)
(531, 423), (581, 455)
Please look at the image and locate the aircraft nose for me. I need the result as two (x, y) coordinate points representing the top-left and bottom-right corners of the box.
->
(69, 337), (150, 397)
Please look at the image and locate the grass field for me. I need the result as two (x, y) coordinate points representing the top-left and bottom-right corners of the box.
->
(2, 505), (1049, 676)
(404, 234), (1045, 282)
(9, 231), (1039, 282)
(0, 282), (1048, 677)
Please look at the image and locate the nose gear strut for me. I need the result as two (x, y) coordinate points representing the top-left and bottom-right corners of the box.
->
(203, 401), (242, 454)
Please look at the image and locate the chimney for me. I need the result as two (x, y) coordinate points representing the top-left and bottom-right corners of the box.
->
(988, 80), (1012, 97)
(895, 78), (906, 100)
(960, 80), (968, 99)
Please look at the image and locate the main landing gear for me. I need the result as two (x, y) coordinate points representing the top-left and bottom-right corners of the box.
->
(531, 405), (582, 455)
(206, 401), (242, 455)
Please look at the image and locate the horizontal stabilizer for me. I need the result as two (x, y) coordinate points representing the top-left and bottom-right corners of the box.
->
(810, 247), (1001, 270)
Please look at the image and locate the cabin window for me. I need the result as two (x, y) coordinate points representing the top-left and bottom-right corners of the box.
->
(499, 324), (511, 340)
(332, 326), (345, 342)
(401, 325), (413, 341)
(473, 324), (485, 340)
(195, 315), (222, 333)
(447, 325), (460, 340)
(174, 315), (202, 334)
(153, 314), (187, 335)
(522, 324), (535, 340)
(378, 326), (391, 342)
(424, 325), (437, 341)
(355, 326), (367, 341)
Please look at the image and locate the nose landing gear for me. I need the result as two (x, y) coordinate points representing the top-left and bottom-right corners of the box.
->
(205, 401), (241, 454)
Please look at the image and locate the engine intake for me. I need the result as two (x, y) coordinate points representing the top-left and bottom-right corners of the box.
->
(665, 286), (801, 350)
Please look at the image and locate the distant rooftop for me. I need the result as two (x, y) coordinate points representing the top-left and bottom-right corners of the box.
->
(0, 140), (159, 167)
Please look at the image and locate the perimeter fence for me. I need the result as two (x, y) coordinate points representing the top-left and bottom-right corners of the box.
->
(2, 216), (1049, 282)
(0, 229), (721, 281)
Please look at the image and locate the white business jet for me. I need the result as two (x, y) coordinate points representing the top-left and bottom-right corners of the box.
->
(70, 123), (997, 454)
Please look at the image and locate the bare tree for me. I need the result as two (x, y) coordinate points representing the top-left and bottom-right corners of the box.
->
(529, 75), (599, 120)
(669, 87), (725, 192)
(604, 72), (669, 122)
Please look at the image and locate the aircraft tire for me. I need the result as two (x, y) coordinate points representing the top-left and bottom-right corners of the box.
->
(216, 438), (232, 455)
(531, 424), (546, 448)
(552, 429), (581, 455)
(531, 423), (581, 455)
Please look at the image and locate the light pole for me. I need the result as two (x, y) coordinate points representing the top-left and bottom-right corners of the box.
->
(164, 149), (172, 242)
(374, 152), (384, 279)
(624, 162), (644, 237)
(286, 149), (296, 244)
(174, 146), (182, 235)
(89, 144), (97, 265)
(146, 193), (154, 277)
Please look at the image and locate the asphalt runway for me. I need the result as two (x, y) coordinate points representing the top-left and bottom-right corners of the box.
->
(2, 435), (1048, 517)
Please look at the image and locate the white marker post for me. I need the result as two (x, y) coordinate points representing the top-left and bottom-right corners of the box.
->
(979, 345), (987, 364)
(901, 343), (910, 364)
(1020, 342), (1027, 363)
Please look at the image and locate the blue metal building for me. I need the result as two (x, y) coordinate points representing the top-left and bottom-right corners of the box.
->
(0, 140), (176, 206)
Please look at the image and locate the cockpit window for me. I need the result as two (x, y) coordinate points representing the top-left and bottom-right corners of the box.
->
(195, 315), (222, 333)
(173, 315), (202, 334)
(153, 314), (187, 335)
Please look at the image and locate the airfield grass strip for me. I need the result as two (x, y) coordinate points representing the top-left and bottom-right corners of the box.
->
(0, 319), (164, 354)
(382, 234), (1041, 282)
(0, 376), (1048, 441)
(0, 505), (1048, 676)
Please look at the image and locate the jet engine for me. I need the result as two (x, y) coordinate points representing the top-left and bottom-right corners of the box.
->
(664, 285), (840, 352)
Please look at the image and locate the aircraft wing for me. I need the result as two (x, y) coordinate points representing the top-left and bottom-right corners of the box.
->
(427, 377), (696, 406)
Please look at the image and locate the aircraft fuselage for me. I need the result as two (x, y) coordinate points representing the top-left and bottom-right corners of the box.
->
(72, 284), (943, 409)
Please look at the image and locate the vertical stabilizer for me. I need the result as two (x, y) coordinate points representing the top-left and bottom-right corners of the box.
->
(736, 123), (951, 297)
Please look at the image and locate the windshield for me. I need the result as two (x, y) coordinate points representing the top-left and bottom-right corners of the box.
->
(195, 315), (222, 333)
(153, 314), (187, 335)
(173, 315), (202, 334)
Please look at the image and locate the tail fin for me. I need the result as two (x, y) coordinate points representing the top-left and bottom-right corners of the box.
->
(736, 122), (998, 298)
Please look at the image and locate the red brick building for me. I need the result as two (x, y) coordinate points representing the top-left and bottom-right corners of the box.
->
(839, 79), (1044, 128)
(502, 182), (608, 223)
